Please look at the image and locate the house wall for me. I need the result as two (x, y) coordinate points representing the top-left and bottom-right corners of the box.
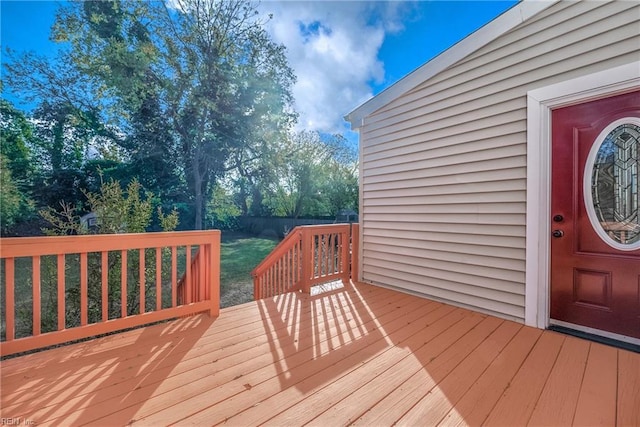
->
(358, 1), (640, 322)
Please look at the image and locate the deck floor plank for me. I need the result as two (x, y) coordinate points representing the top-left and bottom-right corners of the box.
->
(527, 336), (590, 426)
(42, 286), (413, 425)
(480, 329), (565, 426)
(572, 343), (618, 427)
(313, 316), (506, 427)
(1, 281), (638, 427)
(396, 319), (519, 426)
(182, 304), (469, 426)
(216, 301), (450, 426)
(4, 288), (392, 418)
(617, 348), (640, 426)
(436, 325), (541, 427)
(75, 287), (428, 426)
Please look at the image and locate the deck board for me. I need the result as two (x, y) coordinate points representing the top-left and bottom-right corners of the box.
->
(397, 319), (518, 426)
(1, 281), (638, 427)
(617, 349), (640, 426)
(573, 343), (617, 427)
(527, 336), (590, 426)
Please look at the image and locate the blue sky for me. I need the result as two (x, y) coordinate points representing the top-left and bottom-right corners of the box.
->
(1, 0), (517, 137)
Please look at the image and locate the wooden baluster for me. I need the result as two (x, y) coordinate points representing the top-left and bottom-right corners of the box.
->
(171, 246), (177, 307)
(199, 246), (206, 303)
(186, 246), (192, 304)
(101, 252), (108, 322)
(292, 242), (297, 289)
(80, 253), (88, 326)
(318, 234), (322, 278)
(121, 250), (128, 318)
(335, 232), (341, 274)
(329, 233), (333, 275)
(287, 248), (292, 291)
(5, 258), (15, 341)
(156, 247), (162, 311)
(139, 249), (145, 314)
(297, 239), (301, 285)
(279, 257), (283, 295)
(330, 233), (335, 275)
(58, 254), (66, 330)
(32, 256), (41, 335)
(272, 265), (276, 297)
(320, 233), (324, 277)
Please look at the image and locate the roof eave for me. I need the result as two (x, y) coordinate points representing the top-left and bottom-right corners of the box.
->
(345, 0), (558, 130)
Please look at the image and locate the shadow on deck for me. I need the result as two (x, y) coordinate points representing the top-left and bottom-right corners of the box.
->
(1, 281), (639, 426)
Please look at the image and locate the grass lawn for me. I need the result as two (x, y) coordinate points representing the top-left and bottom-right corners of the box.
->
(220, 231), (279, 308)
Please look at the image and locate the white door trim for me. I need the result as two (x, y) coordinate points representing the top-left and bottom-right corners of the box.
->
(525, 61), (640, 329)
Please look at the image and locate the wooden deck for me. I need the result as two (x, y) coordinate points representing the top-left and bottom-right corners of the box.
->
(1, 281), (639, 426)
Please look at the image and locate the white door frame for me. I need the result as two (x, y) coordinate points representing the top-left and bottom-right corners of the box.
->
(525, 61), (640, 330)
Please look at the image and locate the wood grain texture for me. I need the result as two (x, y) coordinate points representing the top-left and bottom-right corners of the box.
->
(1, 282), (637, 427)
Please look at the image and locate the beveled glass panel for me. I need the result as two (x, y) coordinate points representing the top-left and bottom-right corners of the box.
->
(591, 123), (640, 246)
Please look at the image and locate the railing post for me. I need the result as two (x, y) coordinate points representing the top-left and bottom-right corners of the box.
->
(210, 232), (221, 317)
(300, 227), (312, 294)
(351, 223), (360, 283)
(253, 274), (260, 300)
(341, 226), (350, 285)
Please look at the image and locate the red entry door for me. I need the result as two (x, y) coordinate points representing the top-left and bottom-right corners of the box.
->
(551, 90), (640, 340)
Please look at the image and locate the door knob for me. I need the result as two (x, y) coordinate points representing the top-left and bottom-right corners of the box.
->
(552, 230), (564, 238)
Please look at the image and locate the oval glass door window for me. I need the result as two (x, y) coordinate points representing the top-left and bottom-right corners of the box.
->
(584, 117), (640, 251)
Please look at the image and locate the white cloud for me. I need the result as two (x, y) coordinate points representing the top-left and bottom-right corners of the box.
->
(258, 1), (408, 134)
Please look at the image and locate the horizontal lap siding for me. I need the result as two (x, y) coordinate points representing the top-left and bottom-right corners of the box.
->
(359, 1), (640, 322)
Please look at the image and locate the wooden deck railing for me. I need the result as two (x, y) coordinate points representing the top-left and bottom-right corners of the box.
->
(0, 231), (220, 356)
(177, 247), (208, 306)
(252, 223), (359, 299)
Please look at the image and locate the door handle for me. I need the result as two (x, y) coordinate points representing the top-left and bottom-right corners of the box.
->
(552, 230), (564, 238)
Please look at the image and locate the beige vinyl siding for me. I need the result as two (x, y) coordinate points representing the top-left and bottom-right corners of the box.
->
(359, 0), (640, 321)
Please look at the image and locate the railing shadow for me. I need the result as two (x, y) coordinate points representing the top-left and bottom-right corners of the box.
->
(249, 281), (520, 426)
(0, 314), (215, 425)
(256, 281), (391, 393)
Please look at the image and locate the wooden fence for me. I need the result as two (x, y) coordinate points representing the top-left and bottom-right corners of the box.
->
(238, 216), (337, 238)
(0, 231), (220, 356)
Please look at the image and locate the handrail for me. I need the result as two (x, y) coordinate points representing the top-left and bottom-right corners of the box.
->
(252, 228), (304, 279)
(0, 230), (220, 356)
(252, 223), (359, 299)
(252, 227), (304, 299)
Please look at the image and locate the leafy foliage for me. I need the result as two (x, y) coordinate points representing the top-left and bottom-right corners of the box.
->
(1, 0), (358, 238)
(46, 0), (296, 229)
(207, 183), (241, 230)
(260, 131), (359, 217)
(0, 154), (34, 231)
(39, 178), (178, 235)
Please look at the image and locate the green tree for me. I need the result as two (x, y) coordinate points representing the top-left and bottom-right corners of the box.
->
(0, 154), (34, 231)
(206, 182), (241, 229)
(0, 100), (38, 230)
(49, 0), (296, 229)
(0, 99), (37, 184)
(262, 131), (358, 218)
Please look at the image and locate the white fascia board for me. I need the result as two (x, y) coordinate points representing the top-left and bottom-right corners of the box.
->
(345, 0), (557, 130)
